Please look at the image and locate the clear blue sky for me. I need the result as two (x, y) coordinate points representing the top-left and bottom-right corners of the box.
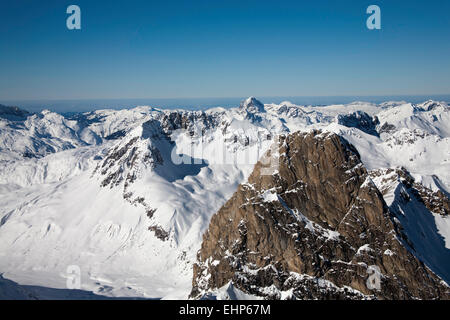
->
(1, 0), (449, 100)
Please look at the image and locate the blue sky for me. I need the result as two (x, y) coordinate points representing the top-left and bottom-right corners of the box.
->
(1, 0), (450, 100)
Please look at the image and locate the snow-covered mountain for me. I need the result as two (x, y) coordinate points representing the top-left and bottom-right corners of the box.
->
(0, 97), (449, 299)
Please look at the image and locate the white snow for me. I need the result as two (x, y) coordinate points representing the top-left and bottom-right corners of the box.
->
(261, 190), (278, 202)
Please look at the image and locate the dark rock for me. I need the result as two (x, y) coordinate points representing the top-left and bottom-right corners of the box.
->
(335, 111), (380, 136)
(0, 104), (30, 121)
(148, 225), (169, 241)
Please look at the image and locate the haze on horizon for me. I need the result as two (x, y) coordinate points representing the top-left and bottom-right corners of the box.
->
(1, 0), (450, 101)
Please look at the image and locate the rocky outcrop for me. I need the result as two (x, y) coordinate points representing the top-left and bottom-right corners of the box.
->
(191, 130), (450, 299)
(335, 111), (380, 136)
(239, 97), (265, 122)
(159, 110), (221, 137)
(93, 119), (168, 240)
(370, 167), (449, 216)
(378, 122), (396, 135)
(94, 119), (167, 188)
(368, 167), (450, 283)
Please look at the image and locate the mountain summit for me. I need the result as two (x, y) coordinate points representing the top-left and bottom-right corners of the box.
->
(239, 97), (265, 113)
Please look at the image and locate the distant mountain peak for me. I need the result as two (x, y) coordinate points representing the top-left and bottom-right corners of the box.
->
(335, 111), (380, 136)
(239, 97), (265, 113)
(0, 104), (30, 121)
(419, 100), (449, 111)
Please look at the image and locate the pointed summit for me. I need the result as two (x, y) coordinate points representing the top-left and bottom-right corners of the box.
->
(239, 97), (265, 113)
(94, 119), (166, 188)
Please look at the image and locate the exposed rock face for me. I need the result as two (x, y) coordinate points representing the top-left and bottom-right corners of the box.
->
(368, 167), (450, 283)
(191, 130), (450, 299)
(240, 97), (265, 114)
(378, 122), (396, 135)
(335, 111), (380, 136)
(94, 120), (166, 189)
(159, 110), (221, 137)
(370, 167), (449, 216)
(239, 97), (265, 121)
(93, 119), (168, 240)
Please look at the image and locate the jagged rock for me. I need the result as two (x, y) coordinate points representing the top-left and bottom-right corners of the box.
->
(159, 110), (220, 137)
(335, 111), (380, 136)
(104, 129), (127, 140)
(378, 122), (396, 134)
(240, 97), (265, 113)
(239, 97), (265, 121)
(370, 167), (449, 216)
(95, 120), (166, 188)
(368, 167), (450, 283)
(191, 130), (450, 300)
(148, 225), (169, 241)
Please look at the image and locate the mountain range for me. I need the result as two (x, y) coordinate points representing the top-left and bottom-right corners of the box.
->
(0, 97), (449, 299)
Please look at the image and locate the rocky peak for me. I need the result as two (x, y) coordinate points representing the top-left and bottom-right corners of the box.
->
(335, 111), (380, 136)
(156, 109), (222, 138)
(92, 119), (171, 240)
(369, 167), (450, 283)
(94, 119), (166, 189)
(370, 167), (449, 216)
(239, 97), (265, 114)
(420, 100), (449, 112)
(191, 130), (449, 299)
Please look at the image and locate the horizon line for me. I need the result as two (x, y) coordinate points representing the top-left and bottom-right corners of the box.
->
(2, 93), (450, 103)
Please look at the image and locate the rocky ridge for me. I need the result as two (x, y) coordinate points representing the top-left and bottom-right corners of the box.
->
(191, 130), (450, 299)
